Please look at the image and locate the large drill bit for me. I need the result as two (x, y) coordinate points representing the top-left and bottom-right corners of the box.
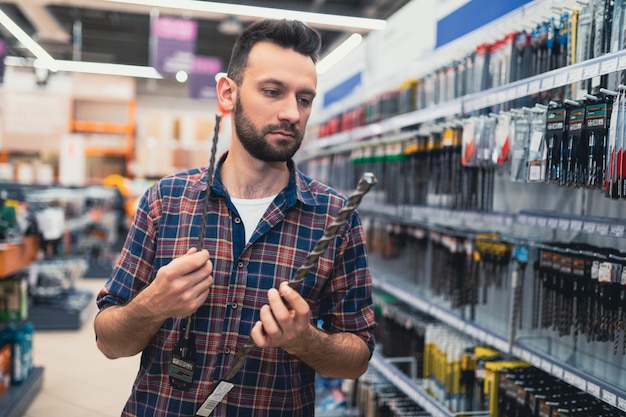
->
(224, 171), (377, 382)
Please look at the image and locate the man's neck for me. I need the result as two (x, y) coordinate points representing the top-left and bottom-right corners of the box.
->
(220, 151), (289, 199)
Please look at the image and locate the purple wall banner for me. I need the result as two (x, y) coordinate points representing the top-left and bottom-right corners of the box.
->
(189, 56), (223, 101)
(150, 16), (198, 75)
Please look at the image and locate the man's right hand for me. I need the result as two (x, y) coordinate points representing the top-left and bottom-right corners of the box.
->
(143, 247), (214, 319)
(95, 247), (213, 359)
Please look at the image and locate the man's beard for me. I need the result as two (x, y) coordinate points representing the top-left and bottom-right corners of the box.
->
(233, 96), (304, 162)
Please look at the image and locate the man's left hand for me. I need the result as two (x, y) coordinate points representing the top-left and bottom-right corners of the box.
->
(250, 281), (312, 352)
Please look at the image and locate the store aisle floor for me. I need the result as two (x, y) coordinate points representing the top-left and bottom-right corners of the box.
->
(24, 278), (140, 417)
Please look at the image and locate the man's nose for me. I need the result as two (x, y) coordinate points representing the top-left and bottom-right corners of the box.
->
(277, 96), (301, 124)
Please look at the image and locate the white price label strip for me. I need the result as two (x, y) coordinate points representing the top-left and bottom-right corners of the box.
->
(196, 381), (235, 416)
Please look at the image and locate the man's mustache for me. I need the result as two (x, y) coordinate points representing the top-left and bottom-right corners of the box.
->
(263, 122), (301, 137)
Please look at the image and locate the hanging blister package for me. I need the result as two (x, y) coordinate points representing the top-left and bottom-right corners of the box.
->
(488, 39), (504, 91)
(617, 88), (626, 198)
(478, 116), (497, 168)
(398, 79), (418, 114)
(456, 56), (469, 99)
(556, 12), (569, 71)
(593, 0), (612, 60)
(494, 113), (512, 165)
(605, 89), (623, 198)
(567, 8), (578, 67)
(566, 9), (579, 102)
(423, 72), (437, 108)
(462, 117), (478, 166)
(545, 105), (566, 183)
(527, 108), (548, 182)
(509, 31), (522, 84)
(546, 17), (559, 73)
(427, 129), (443, 198)
(611, 0), (626, 54)
(414, 78), (424, 111)
(608, 0), (626, 89)
(531, 22), (548, 76)
(443, 65), (457, 103)
(384, 141), (404, 205)
(563, 102), (585, 187)
(407, 134), (429, 206)
(592, 0), (614, 92)
(585, 96), (611, 189)
(510, 111), (531, 182)
(434, 67), (444, 105)
(473, 44), (490, 93)
(575, 2), (596, 100)
(462, 53), (475, 96)
(440, 127), (455, 197)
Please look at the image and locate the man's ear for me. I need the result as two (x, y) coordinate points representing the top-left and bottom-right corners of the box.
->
(216, 76), (236, 112)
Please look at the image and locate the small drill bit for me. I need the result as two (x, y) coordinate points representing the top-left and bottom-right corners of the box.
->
(183, 112), (222, 349)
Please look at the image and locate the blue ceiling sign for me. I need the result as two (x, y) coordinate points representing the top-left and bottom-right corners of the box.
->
(436, 0), (532, 48)
(323, 72), (362, 108)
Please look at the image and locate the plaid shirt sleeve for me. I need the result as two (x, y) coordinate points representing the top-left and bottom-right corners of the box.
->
(317, 208), (376, 354)
(96, 180), (162, 309)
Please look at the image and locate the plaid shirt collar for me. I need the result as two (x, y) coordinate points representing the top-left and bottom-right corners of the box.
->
(190, 152), (321, 208)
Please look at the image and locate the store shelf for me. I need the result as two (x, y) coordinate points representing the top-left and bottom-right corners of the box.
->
(360, 201), (626, 242)
(511, 343), (626, 413)
(369, 351), (454, 417)
(84, 146), (132, 157)
(0, 236), (39, 279)
(70, 120), (133, 135)
(311, 48), (626, 149)
(517, 210), (626, 239)
(308, 99), (463, 152)
(69, 95), (136, 175)
(29, 288), (95, 330)
(0, 367), (44, 417)
(463, 48), (626, 113)
(373, 277), (511, 354)
(373, 276), (626, 412)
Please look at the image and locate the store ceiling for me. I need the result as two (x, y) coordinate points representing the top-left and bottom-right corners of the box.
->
(0, 0), (409, 74)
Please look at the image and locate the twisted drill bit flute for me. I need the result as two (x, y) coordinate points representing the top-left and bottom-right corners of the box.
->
(182, 112), (222, 351)
(170, 113), (223, 391)
(224, 171), (377, 381)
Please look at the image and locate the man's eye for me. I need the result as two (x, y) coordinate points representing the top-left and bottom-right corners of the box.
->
(298, 97), (312, 107)
(263, 89), (280, 97)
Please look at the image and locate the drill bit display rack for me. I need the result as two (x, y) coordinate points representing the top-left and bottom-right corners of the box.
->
(299, 1), (626, 415)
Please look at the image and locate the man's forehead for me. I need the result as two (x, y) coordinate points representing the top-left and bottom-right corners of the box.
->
(244, 42), (317, 89)
(247, 41), (316, 70)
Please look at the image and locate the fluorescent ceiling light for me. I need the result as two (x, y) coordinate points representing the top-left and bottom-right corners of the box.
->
(5, 56), (163, 79)
(0, 8), (58, 70)
(102, 0), (387, 31)
(55, 60), (163, 79)
(316, 33), (362, 74)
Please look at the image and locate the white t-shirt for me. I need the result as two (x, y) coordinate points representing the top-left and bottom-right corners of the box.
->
(230, 195), (276, 243)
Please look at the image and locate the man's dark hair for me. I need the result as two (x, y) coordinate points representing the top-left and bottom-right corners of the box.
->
(226, 19), (322, 85)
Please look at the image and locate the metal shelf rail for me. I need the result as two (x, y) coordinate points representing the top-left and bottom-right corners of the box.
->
(0, 367), (44, 417)
(369, 351), (454, 417)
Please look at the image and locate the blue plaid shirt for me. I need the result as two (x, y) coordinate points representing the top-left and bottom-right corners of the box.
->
(97, 157), (376, 417)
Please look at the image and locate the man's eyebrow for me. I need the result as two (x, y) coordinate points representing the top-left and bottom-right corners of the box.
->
(300, 88), (317, 98)
(259, 78), (316, 97)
